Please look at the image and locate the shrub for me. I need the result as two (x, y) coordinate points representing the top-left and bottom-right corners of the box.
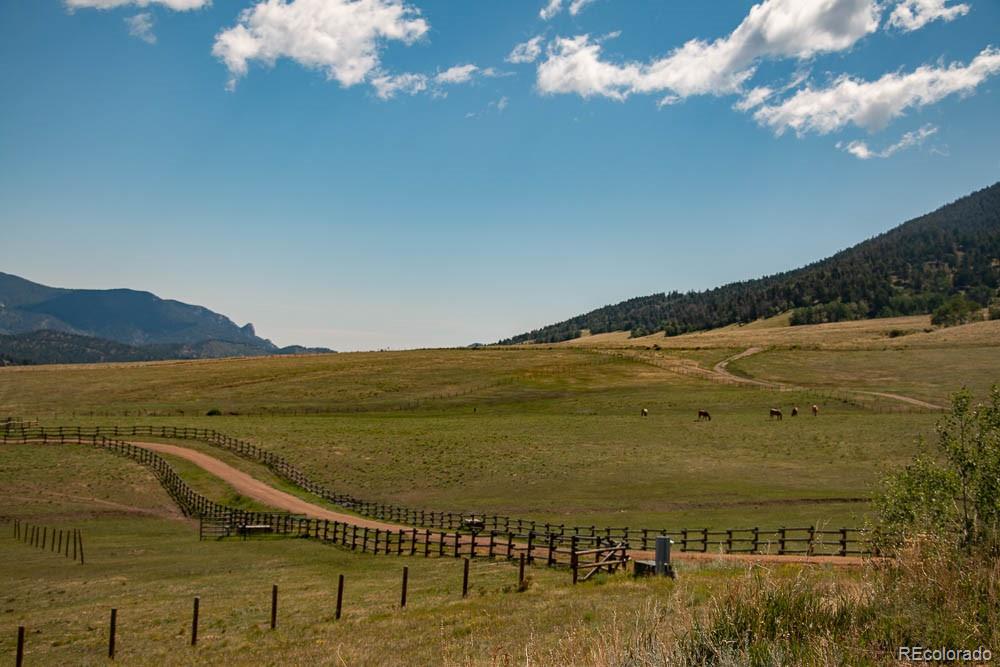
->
(205, 408), (223, 416)
(930, 295), (983, 327)
(990, 304), (1000, 321)
(875, 387), (1000, 549)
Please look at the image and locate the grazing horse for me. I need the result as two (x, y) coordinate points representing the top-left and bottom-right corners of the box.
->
(641, 408), (649, 417)
(697, 409), (712, 421)
(791, 406), (799, 417)
(812, 404), (819, 417)
(769, 408), (783, 421)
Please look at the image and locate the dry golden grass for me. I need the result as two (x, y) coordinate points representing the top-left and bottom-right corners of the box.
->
(554, 315), (940, 350)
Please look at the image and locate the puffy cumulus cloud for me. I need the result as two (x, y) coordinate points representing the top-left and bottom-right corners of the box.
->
(887, 0), (970, 32)
(213, 0), (429, 91)
(754, 46), (1000, 134)
(536, 0), (881, 100)
(837, 123), (937, 158)
(65, 0), (209, 9)
(125, 12), (156, 43)
(507, 36), (544, 64)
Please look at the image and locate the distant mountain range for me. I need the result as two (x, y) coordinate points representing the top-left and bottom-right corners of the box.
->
(501, 181), (1000, 344)
(0, 273), (332, 365)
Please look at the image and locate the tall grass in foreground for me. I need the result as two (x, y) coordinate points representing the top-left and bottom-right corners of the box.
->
(532, 537), (999, 666)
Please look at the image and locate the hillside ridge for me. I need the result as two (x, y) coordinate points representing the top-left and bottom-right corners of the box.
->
(500, 181), (1000, 344)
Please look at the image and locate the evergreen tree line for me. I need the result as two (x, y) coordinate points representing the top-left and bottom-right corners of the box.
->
(500, 182), (1000, 344)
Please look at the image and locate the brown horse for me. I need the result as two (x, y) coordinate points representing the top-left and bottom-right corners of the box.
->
(791, 406), (799, 417)
(697, 409), (711, 421)
(769, 408), (783, 420)
(812, 404), (819, 417)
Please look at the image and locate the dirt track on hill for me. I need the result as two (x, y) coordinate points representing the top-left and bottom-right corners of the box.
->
(131, 441), (867, 567)
(135, 442), (401, 531)
(713, 348), (944, 410)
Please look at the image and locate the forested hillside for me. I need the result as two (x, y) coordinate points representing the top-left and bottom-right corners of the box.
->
(501, 182), (1000, 344)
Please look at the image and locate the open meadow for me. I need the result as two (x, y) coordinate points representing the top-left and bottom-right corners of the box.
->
(2, 317), (999, 664)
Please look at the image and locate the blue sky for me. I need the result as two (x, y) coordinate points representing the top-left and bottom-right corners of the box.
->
(1, 0), (998, 351)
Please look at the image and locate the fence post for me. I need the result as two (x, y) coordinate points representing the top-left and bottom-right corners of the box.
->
(526, 532), (534, 564)
(518, 553), (525, 588)
(752, 527), (760, 554)
(807, 525), (815, 556)
(191, 597), (200, 646)
(778, 527), (787, 555)
(547, 534), (555, 567)
(270, 584), (278, 630)
(840, 528), (848, 557)
(336, 574), (344, 620)
(462, 558), (470, 598)
(108, 608), (117, 659)
(401, 567), (408, 608)
(571, 536), (579, 585)
(16, 626), (24, 667)
(78, 530), (85, 564)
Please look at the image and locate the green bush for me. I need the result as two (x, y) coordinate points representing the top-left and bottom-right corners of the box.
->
(930, 295), (984, 327)
(875, 387), (1000, 549)
(205, 408), (223, 416)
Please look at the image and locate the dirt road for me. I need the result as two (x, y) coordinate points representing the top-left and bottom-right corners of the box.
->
(132, 441), (867, 567)
(713, 348), (944, 410)
(135, 441), (402, 531)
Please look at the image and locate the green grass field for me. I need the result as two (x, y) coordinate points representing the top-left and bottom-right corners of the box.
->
(2, 318), (998, 664)
(0, 444), (758, 665)
(5, 333), (992, 530)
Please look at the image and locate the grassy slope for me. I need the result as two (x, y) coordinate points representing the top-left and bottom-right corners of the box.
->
(0, 444), (777, 666)
(731, 347), (1000, 405)
(0, 338), (965, 529)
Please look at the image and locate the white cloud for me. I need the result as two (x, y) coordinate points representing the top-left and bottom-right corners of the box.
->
(540, 0), (562, 21)
(540, 0), (597, 20)
(496, 95), (509, 111)
(507, 36), (544, 64)
(370, 63), (495, 99)
(754, 46), (1000, 135)
(536, 0), (881, 100)
(213, 0), (429, 91)
(837, 123), (938, 158)
(66, 0), (209, 9)
(435, 64), (478, 85)
(734, 85), (774, 111)
(887, 0), (970, 32)
(370, 72), (427, 99)
(125, 12), (156, 43)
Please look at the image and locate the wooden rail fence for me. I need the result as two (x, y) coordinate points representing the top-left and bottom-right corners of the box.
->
(2, 423), (879, 557)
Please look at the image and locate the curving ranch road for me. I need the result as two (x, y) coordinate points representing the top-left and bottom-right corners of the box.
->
(135, 441), (400, 531)
(132, 441), (867, 567)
